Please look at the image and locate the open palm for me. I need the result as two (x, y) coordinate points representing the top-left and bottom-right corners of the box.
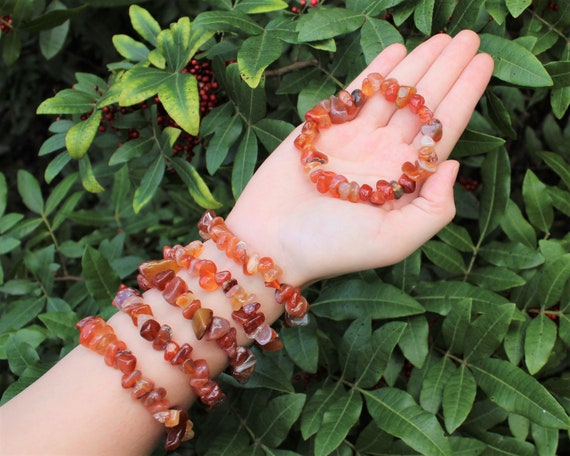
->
(227, 30), (494, 286)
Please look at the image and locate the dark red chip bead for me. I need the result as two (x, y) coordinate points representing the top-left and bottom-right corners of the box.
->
(140, 319), (161, 341)
(152, 324), (173, 350)
(162, 276), (188, 305)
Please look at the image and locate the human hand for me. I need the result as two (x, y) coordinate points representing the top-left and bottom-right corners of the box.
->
(227, 30), (494, 286)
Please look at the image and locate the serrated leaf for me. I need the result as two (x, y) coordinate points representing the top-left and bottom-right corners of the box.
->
(65, 111), (101, 159)
(422, 240), (466, 275)
(238, 30), (283, 88)
(359, 18), (403, 64)
(364, 387), (452, 456)
(17, 169), (44, 214)
(256, 393), (306, 447)
(232, 129), (258, 198)
(469, 358), (570, 428)
(480, 34), (553, 87)
(443, 365), (477, 433)
(312, 279), (425, 321)
(479, 240), (544, 270)
(315, 388), (362, 456)
(525, 314), (557, 375)
(398, 315), (428, 368)
(82, 245), (121, 309)
(133, 153), (165, 213)
(479, 147), (510, 239)
(522, 169), (553, 234)
(464, 303), (514, 361)
(296, 7), (364, 42)
(356, 321), (407, 388)
(158, 72), (199, 135)
(420, 356), (455, 414)
(282, 322), (319, 373)
(129, 4), (160, 46)
(169, 157), (222, 209)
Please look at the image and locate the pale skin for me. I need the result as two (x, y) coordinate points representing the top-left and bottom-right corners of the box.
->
(0, 30), (493, 455)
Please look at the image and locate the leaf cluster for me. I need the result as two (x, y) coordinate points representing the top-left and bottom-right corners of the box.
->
(1, 0), (570, 455)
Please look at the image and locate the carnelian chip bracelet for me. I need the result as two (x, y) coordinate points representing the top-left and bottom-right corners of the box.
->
(198, 210), (310, 327)
(76, 316), (194, 451)
(112, 286), (226, 408)
(295, 72), (443, 205)
(136, 253), (260, 383)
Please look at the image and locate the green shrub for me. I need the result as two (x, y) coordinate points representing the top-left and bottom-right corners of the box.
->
(1, 1), (569, 454)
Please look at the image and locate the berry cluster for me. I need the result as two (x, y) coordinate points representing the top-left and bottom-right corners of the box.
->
(0, 14), (12, 34)
(548, 1), (559, 11)
(458, 176), (479, 192)
(290, 0), (319, 14)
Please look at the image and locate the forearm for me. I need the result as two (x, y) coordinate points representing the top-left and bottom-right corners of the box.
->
(0, 233), (297, 455)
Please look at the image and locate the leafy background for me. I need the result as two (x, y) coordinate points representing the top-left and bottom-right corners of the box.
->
(1, 0), (570, 455)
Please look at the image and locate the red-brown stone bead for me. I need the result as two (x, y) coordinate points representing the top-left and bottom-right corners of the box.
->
(398, 173), (416, 194)
(153, 269), (176, 290)
(121, 369), (142, 388)
(420, 118), (443, 142)
(171, 343), (193, 365)
(408, 93), (425, 113)
(182, 299), (202, 320)
(152, 324), (172, 350)
(140, 319), (160, 341)
(204, 316), (231, 341)
(162, 276), (188, 305)
(395, 86), (417, 108)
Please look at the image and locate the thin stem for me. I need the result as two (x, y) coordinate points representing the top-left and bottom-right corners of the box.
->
(265, 59), (319, 77)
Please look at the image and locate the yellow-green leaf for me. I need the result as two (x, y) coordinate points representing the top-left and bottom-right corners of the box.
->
(158, 72), (199, 135)
(65, 111), (101, 159)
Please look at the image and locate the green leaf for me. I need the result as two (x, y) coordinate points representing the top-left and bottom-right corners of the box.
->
(239, 353), (294, 393)
(129, 4), (161, 46)
(479, 34), (553, 87)
(312, 279), (425, 321)
(398, 316), (429, 368)
(238, 30), (283, 88)
(112, 34), (149, 62)
(506, 0), (532, 17)
(356, 321), (407, 388)
(437, 223), (474, 253)
(479, 240), (544, 270)
(109, 137), (154, 166)
(446, 0), (484, 35)
(78, 155), (104, 193)
(364, 387), (452, 456)
(468, 266), (526, 291)
(522, 169), (553, 234)
(169, 157), (222, 209)
(158, 72), (199, 135)
(0, 173), (6, 217)
(500, 199), (537, 248)
(0, 236), (20, 255)
(414, 0), (434, 35)
(538, 151), (570, 190)
(315, 388), (362, 456)
(17, 170), (44, 214)
(531, 422), (559, 456)
(544, 60), (570, 88)
(235, 0), (288, 14)
(5, 333), (40, 376)
(82, 245), (121, 309)
(0, 298), (44, 333)
(282, 322), (319, 374)
(340, 317), (371, 379)
(193, 10), (264, 35)
(252, 118), (294, 152)
(389, 250), (421, 293)
(37, 88), (96, 115)
(38, 311), (77, 342)
(156, 16), (192, 72)
(464, 303), (514, 361)
(443, 365), (477, 433)
(301, 382), (341, 439)
(525, 314), (557, 375)
(45, 152), (71, 184)
(119, 67), (172, 107)
(452, 129), (505, 158)
(232, 129), (258, 198)
(44, 173), (77, 217)
(39, 1), (70, 60)
(359, 18), (403, 65)
(296, 7), (365, 42)
(479, 147), (510, 239)
(39, 132), (66, 156)
(133, 153), (165, 213)
(538, 253), (570, 308)
(256, 393), (306, 447)
(469, 358), (570, 428)
(206, 114), (243, 175)
(422, 240), (466, 275)
(478, 431), (535, 455)
(486, 89), (517, 139)
(420, 356), (455, 414)
(65, 111), (101, 160)
(442, 299), (472, 355)
(551, 86), (570, 119)
(20, 4), (86, 33)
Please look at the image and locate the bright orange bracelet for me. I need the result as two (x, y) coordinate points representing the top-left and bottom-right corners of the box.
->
(76, 316), (194, 451)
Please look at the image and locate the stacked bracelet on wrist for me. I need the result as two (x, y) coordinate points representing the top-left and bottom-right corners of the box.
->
(76, 316), (194, 451)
